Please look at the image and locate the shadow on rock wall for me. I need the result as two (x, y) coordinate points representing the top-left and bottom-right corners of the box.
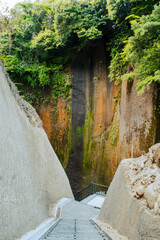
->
(37, 39), (160, 194)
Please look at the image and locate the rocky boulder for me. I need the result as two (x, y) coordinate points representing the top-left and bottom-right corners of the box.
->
(98, 144), (160, 240)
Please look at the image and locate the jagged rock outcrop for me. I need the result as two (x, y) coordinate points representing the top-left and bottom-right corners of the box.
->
(0, 63), (73, 240)
(98, 144), (160, 240)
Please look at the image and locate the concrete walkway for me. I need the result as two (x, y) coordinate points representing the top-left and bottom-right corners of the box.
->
(81, 194), (105, 208)
(39, 199), (112, 240)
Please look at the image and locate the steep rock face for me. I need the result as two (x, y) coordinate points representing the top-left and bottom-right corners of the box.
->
(98, 147), (160, 240)
(118, 79), (155, 160)
(105, 78), (157, 179)
(66, 40), (118, 193)
(82, 40), (118, 187)
(37, 39), (159, 192)
(0, 63), (73, 240)
(38, 96), (72, 169)
(83, 73), (158, 185)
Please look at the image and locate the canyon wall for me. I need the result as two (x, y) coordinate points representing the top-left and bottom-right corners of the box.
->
(38, 96), (72, 169)
(37, 39), (160, 193)
(0, 63), (73, 240)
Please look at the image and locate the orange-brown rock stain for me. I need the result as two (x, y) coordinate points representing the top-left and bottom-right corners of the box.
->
(36, 42), (156, 190)
(92, 41), (114, 137)
(56, 98), (69, 145)
(37, 96), (71, 168)
(83, 40), (121, 186)
(39, 105), (52, 141)
(94, 79), (107, 136)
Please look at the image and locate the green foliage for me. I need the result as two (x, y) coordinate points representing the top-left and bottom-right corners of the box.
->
(0, 0), (109, 94)
(23, 63), (39, 87)
(107, 0), (159, 21)
(107, 1), (160, 93)
(2, 55), (21, 73)
(109, 52), (126, 83)
(0, 1), (53, 86)
(21, 89), (43, 106)
(38, 64), (51, 87)
(54, 0), (108, 46)
(107, 0), (132, 21)
(54, 0), (78, 46)
(77, 26), (103, 40)
(107, 22), (130, 83)
(76, 125), (84, 144)
(31, 29), (56, 51)
(129, 0), (159, 16)
(52, 65), (72, 100)
(123, 4), (160, 93)
(0, 0), (159, 98)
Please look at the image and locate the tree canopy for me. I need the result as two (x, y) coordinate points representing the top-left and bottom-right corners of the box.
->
(0, 0), (159, 96)
(122, 4), (160, 93)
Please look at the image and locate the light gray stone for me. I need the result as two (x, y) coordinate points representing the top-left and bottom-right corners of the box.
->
(0, 63), (73, 240)
(136, 186), (145, 197)
(151, 168), (158, 175)
(157, 195), (160, 208)
(144, 184), (156, 209)
(154, 202), (159, 215)
(98, 158), (160, 240)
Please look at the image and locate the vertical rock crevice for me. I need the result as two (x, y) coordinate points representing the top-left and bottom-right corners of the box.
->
(66, 49), (87, 194)
(66, 39), (116, 193)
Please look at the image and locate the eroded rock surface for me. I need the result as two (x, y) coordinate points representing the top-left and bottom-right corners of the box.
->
(127, 143), (160, 212)
(98, 144), (160, 240)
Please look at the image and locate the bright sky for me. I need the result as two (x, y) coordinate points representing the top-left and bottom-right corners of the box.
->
(1, 0), (35, 13)
(1, 0), (24, 10)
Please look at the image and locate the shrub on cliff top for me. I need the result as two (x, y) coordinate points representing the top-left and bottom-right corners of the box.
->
(123, 4), (160, 93)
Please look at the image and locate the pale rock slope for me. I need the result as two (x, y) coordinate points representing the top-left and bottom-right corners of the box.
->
(98, 144), (160, 240)
(0, 63), (73, 240)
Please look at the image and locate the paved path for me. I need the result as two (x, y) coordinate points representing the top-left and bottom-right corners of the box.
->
(39, 200), (112, 240)
(81, 193), (105, 208)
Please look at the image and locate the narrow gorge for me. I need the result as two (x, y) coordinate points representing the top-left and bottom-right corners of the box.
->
(36, 39), (160, 194)
(1, 0), (159, 196)
(0, 1), (159, 238)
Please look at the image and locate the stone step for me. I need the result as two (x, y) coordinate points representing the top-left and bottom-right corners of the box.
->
(40, 218), (111, 240)
(39, 199), (112, 240)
